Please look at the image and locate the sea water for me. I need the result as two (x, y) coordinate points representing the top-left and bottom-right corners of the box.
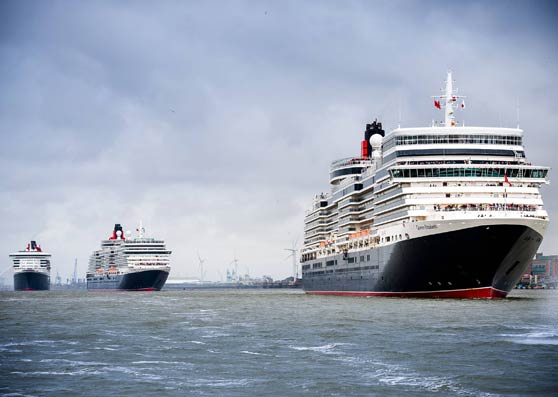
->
(1, 289), (557, 396)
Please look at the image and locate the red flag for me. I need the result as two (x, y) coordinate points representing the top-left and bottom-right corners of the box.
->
(504, 172), (512, 187)
(460, 100), (465, 109)
(434, 100), (441, 109)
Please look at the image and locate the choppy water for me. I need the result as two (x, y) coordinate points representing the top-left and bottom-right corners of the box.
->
(1, 289), (557, 396)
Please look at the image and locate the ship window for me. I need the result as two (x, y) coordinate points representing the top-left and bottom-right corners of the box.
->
(367, 255), (370, 261)
(360, 256), (365, 262)
(348, 257), (355, 264)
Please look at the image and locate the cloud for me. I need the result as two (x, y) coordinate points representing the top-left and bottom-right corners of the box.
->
(0, 0), (556, 282)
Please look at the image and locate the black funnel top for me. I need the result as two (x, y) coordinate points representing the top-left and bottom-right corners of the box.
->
(365, 120), (385, 140)
(363, 119), (385, 158)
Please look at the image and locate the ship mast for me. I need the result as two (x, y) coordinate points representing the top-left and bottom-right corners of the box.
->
(444, 70), (455, 127)
(433, 70), (465, 127)
(137, 220), (145, 238)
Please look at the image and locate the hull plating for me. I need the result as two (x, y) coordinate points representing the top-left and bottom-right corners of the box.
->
(87, 270), (169, 291)
(302, 224), (542, 298)
(14, 272), (50, 291)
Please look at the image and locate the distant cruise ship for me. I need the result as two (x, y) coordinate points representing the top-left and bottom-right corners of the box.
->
(10, 241), (51, 291)
(87, 223), (171, 291)
(300, 72), (549, 298)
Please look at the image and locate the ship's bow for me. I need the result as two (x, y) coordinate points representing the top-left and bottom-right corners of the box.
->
(119, 269), (169, 291)
(14, 272), (50, 291)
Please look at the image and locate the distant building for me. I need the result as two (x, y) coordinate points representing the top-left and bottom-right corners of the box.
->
(528, 253), (558, 278)
(518, 253), (558, 288)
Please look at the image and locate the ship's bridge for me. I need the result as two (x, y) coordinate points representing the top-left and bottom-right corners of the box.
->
(381, 126), (525, 164)
(330, 157), (372, 185)
(383, 126), (523, 150)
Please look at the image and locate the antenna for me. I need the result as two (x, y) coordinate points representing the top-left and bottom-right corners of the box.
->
(137, 220), (145, 238)
(432, 70), (466, 127)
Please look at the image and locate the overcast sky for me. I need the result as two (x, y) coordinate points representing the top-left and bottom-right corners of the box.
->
(1, 0), (557, 282)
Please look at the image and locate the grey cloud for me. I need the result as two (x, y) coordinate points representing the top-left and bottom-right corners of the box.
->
(1, 0), (556, 281)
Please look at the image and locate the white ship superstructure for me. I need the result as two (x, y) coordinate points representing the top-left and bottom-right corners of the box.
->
(300, 72), (549, 298)
(10, 241), (51, 291)
(87, 223), (171, 291)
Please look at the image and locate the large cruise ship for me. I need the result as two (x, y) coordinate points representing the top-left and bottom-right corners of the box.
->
(87, 223), (171, 291)
(300, 72), (549, 298)
(10, 241), (51, 291)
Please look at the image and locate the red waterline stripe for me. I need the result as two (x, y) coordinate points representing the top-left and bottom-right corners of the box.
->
(306, 287), (508, 299)
(87, 288), (158, 292)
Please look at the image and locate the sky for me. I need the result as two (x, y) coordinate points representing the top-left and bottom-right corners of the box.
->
(0, 0), (557, 283)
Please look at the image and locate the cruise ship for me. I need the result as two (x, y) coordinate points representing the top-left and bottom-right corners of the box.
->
(300, 72), (549, 298)
(10, 241), (51, 291)
(87, 223), (171, 291)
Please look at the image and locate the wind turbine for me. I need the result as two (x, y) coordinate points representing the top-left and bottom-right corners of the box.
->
(284, 237), (299, 281)
(197, 252), (206, 283)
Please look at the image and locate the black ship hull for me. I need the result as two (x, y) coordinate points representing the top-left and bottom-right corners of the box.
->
(87, 269), (169, 291)
(302, 224), (542, 298)
(14, 271), (50, 291)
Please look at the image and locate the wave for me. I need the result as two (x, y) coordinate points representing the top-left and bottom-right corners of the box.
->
(288, 343), (350, 353)
(501, 329), (558, 345)
(39, 359), (107, 366)
(92, 346), (119, 351)
(131, 360), (183, 365)
(10, 369), (102, 377)
(201, 332), (230, 338)
(240, 350), (270, 356)
(0, 340), (78, 348)
(185, 378), (253, 388)
(366, 362), (498, 397)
